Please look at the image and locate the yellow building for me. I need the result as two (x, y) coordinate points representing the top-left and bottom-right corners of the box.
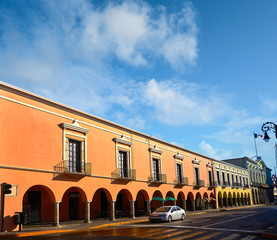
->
(213, 160), (252, 208)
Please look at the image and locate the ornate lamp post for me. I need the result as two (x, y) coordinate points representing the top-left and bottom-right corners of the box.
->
(261, 122), (277, 142)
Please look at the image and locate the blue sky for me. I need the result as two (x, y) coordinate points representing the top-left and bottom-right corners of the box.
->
(1, 0), (277, 172)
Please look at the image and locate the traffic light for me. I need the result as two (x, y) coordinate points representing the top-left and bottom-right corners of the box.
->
(4, 183), (12, 195)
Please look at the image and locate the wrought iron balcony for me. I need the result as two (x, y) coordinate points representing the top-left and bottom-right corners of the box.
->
(232, 182), (242, 188)
(208, 181), (217, 188)
(222, 181), (229, 188)
(193, 179), (204, 187)
(54, 160), (92, 176)
(149, 173), (167, 183)
(174, 177), (188, 186)
(111, 168), (136, 181)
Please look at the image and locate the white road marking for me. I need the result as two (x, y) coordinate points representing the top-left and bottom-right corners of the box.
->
(220, 234), (240, 240)
(202, 213), (260, 228)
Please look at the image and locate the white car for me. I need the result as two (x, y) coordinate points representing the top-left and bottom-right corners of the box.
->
(149, 206), (186, 222)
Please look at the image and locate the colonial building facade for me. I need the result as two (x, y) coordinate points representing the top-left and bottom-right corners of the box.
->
(212, 160), (252, 208)
(0, 82), (217, 231)
(222, 157), (272, 205)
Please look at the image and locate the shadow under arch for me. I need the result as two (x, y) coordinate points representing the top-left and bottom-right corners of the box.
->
(60, 186), (87, 221)
(218, 191), (223, 208)
(176, 191), (185, 209)
(186, 192), (194, 211)
(135, 190), (149, 217)
(151, 190), (163, 212)
(91, 188), (112, 219)
(22, 185), (56, 223)
(165, 191), (175, 206)
(115, 189), (133, 218)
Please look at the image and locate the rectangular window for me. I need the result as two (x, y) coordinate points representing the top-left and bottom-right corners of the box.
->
(176, 163), (183, 183)
(208, 171), (213, 186)
(222, 172), (225, 184)
(227, 173), (230, 186)
(239, 176), (242, 186)
(194, 167), (200, 185)
(236, 175), (238, 184)
(217, 170), (220, 185)
(153, 158), (160, 181)
(118, 150), (129, 178)
(68, 139), (81, 172)
(231, 174), (234, 185)
(246, 178), (249, 186)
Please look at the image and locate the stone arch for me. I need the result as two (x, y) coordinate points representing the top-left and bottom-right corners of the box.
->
(218, 191), (223, 208)
(151, 190), (164, 212)
(60, 186), (87, 221)
(228, 192), (232, 207)
(248, 193), (251, 205)
(210, 192), (216, 209)
(232, 192), (237, 206)
(165, 191), (176, 206)
(244, 192), (247, 205)
(240, 192), (244, 205)
(236, 192), (241, 206)
(115, 189), (133, 218)
(91, 188), (112, 219)
(135, 190), (149, 217)
(195, 192), (202, 210)
(176, 191), (186, 210)
(186, 192), (194, 211)
(203, 192), (209, 210)
(223, 192), (228, 207)
(22, 185), (55, 223)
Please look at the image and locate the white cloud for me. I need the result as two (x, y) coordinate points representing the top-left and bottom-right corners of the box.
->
(261, 98), (277, 113)
(45, 0), (198, 67)
(141, 79), (230, 126)
(199, 140), (232, 159)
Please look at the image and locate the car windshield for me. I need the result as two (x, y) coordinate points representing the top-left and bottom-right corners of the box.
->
(154, 207), (171, 212)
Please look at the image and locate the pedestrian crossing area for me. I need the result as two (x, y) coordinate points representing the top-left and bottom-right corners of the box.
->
(89, 227), (260, 240)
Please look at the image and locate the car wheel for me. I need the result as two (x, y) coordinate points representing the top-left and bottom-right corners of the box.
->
(181, 214), (185, 220)
(168, 215), (172, 222)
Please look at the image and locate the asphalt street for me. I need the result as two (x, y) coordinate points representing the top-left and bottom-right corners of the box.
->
(15, 205), (277, 240)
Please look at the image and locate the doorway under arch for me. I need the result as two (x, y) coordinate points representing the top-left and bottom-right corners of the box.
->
(22, 185), (55, 223)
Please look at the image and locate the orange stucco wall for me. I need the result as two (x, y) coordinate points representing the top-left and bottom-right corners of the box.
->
(0, 82), (216, 231)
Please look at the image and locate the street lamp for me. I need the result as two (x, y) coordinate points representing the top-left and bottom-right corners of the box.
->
(261, 122), (277, 142)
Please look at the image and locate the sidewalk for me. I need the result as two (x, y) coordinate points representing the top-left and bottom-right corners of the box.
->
(0, 205), (276, 239)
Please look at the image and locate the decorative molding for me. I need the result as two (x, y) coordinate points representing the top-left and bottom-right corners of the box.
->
(192, 159), (200, 165)
(113, 135), (132, 146)
(149, 145), (162, 154)
(62, 120), (89, 134)
(174, 153), (184, 160)
(206, 163), (213, 168)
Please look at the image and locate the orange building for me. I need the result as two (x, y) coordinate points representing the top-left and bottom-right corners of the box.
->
(0, 81), (216, 231)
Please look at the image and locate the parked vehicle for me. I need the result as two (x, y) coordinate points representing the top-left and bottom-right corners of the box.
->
(149, 206), (186, 222)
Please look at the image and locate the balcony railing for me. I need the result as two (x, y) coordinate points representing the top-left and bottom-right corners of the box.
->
(232, 182), (242, 188)
(208, 181), (217, 188)
(111, 168), (136, 180)
(251, 182), (262, 187)
(149, 173), (167, 183)
(54, 160), (92, 175)
(222, 181), (229, 187)
(193, 179), (204, 187)
(174, 177), (188, 186)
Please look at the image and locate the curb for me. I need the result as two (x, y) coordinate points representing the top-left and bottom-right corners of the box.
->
(0, 219), (149, 238)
